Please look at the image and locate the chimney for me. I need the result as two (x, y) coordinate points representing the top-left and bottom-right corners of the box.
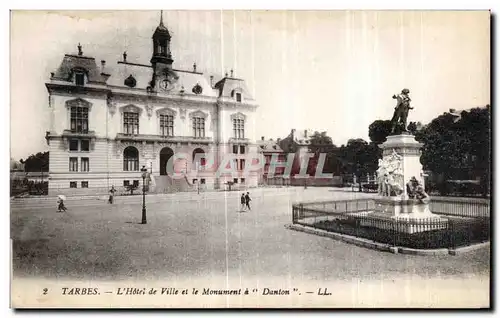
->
(304, 130), (308, 138)
(123, 51), (127, 62)
(101, 60), (106, 71)
(261, 136), (265, 141)
(277, 138), (281, 143)
(230, 69), (234, 77)
(210, 75), (214, 87)
(193, 62), (197, 72)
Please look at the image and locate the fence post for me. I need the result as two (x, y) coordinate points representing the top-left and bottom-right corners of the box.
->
(448, 220), (454, 250)
(392, 220), (397, 247)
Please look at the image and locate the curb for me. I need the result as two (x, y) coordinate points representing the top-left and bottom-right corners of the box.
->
(448, 241), (490, 255)
(287, 224), (395, 254)
(286, 224), (490, 256)
(397, 247), (449, 256)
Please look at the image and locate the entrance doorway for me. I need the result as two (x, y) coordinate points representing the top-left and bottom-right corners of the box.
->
(159, 147), (174, 175)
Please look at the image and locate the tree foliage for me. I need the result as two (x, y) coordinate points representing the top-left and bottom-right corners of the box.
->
(337, 139), (380, 189)
(307, 131), (339, 174)
(20, 152), (49, 172)
(415, 106), (491, 195)
(368, 120), (392, 145)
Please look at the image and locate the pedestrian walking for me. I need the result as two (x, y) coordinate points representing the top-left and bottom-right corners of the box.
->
(240, 193), (246, 212)
(245, 192), (252, 211)
(108, 185), (116, 204)
(57, 195), (67, 212)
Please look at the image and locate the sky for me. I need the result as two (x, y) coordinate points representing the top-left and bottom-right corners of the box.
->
(10, 10), (490, 160)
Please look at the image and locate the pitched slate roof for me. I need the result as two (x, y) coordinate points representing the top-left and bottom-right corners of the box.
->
(52, 54), (107, 84)
(257, 139), (283, 152)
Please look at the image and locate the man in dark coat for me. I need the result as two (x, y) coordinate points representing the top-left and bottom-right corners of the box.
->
(245, 192), (252, 211)
(240, 193), (246, 211)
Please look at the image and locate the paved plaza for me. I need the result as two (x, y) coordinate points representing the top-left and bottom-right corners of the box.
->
(11, 187), (490, 307)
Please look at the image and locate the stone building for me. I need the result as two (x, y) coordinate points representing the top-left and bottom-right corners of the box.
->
(45, 14), (259, 195)
(256, 137), (287, 186)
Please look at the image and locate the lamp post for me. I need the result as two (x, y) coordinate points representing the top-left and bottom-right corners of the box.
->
(141, 165), (147, 224)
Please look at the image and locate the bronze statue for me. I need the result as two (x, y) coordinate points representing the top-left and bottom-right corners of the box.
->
(406, 176), (430, 204)
(390, 88), (413, 134)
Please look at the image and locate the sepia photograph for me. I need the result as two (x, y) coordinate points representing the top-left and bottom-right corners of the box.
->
(9, 8), (491, 308)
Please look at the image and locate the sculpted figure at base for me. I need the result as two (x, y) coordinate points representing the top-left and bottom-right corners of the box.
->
(406, 176), (430, 205)
(376, 150), (404, 197)
(390, 88), (413, 134)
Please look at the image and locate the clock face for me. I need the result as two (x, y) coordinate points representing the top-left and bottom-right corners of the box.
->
(160, 79), (169, 90)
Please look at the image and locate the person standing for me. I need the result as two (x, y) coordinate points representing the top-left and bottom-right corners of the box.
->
(240, 193), (246, 212)
(245, 192), (252, 211)
(108, 185), (116, 204)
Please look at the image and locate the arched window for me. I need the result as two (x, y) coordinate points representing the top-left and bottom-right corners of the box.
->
(192, 148), (206, 170)
(123, 146), (139, 171)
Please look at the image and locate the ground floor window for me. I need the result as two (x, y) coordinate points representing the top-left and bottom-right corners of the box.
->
(201, 179), (206, 184)
(81, 181), (88, 188)
(240, 178), (245, 183)
(123, 180), (130, 187)
(233, 178), (238, 184)
(133, 180), (139, 187)
(70, 181), (77, 188)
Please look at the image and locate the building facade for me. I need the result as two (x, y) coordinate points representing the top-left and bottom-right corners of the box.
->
(257, 137), (287, 186)
(45, 16), (259, 195)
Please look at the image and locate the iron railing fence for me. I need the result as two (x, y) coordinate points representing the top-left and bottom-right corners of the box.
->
(292, 197), (490, 250)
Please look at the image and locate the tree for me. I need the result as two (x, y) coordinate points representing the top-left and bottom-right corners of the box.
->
(368, 120), (392, 145)
(307, 131), (339, 174)
(22, 152), (49, 172)
(417, 106), (491, 196)
(337, 139), (380, 191)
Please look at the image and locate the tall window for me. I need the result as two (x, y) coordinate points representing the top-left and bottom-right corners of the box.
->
(70, 106), (89, 133)
(233, 119), (245, 139)
(160, 114), (174, 136)
(81, 157), (90, 172)
(236, 93), (242, 102)
(193, 117), (205, 138)
(123, 146), (139, 171)
(75, 72), (85, 86)
(69, 157), (78, 172)
(124, 112), (139, 135)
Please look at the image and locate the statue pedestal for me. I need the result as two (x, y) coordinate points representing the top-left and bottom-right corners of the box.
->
(380, 133), (425, 190)
(364, 133), (448, 234)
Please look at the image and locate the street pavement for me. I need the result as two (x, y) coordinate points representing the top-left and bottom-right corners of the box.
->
(10, 187), (490, 307)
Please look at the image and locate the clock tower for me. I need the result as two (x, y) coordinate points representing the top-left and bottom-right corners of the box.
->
(149, 11), (178, 92)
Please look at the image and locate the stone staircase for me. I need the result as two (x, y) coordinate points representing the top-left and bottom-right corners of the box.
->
(153, 175), (195, 194)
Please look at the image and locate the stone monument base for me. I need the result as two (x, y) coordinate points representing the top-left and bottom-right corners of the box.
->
(359, 197), (448, 234)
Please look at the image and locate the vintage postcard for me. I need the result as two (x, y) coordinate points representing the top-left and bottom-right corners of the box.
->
(9, 9), (491, 308)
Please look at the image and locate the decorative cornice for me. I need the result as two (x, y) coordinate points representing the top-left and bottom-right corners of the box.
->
(61, 130), (96, 138)
(116, 133), (213, 144)
(45, 82), (110, 95)
(230, 112), (246, 121)
(119, 104), (143, 114)
(228, 138), (250, 144)
(156, 107), (177, 117)
(188, 110), (208, 119)
(383, 147), (422, 156)
(65, 97), (93, 110)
